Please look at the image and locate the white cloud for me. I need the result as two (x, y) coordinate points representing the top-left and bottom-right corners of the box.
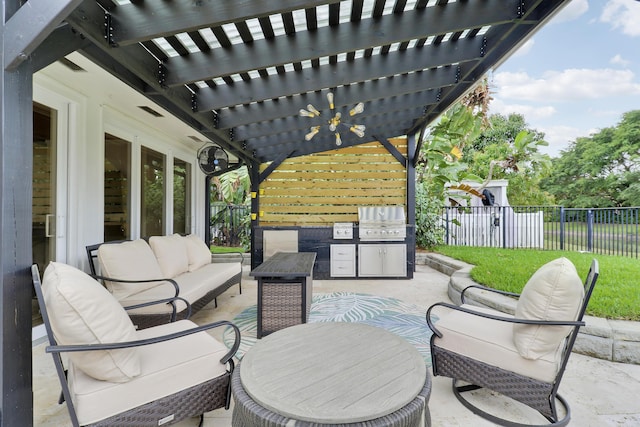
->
(551, 0), (589, 23)
(511, 39), (535, 58)
(489, 98), (556, 120)
(537, 125), (584, 157)
(493, 68), (640, 102)
(600, 0), (640, 37)
(610, 54), (630, 66)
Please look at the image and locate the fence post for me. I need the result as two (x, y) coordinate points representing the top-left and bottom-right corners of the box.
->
(501, 206), (506, 248)
(229, 205), (235, 245)
(559, 207), (565, 250)
(636, 208), (639, 259)
(587, 209), (594, 252)
(445, 207), (450, 245)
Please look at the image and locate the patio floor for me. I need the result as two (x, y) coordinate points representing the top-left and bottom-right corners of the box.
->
(33, 264), (640, 426)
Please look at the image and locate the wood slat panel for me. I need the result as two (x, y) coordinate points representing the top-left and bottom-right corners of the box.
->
(261, 195), (405, 204)
(261, 213), (359, 224)
(260, 138), (407, 226)
(264, 162), (406, 172)
(265, 171), (406, 180)
(262, 180), (404, 190)
(263, 187), (405, 197)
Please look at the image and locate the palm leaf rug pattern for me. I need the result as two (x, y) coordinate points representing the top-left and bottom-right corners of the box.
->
(223, 292), (436, 366)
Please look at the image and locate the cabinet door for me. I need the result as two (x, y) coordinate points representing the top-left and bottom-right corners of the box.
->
(358, 244), (383, 277)
(358, 244), (406, 277)
(381, 244), (407, 276)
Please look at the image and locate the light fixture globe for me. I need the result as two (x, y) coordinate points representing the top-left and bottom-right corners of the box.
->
(299, 92), (365, 146)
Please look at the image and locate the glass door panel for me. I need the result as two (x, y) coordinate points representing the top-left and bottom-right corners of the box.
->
(173, 158), (191, 234)
(141, 146), (165, 237)
(32, 103), (57, 326)
(32, 103), (57, 272)
(104, 134), (131, 242)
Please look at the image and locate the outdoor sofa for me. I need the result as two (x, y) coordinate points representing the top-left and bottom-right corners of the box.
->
(87, 234), (242, 329)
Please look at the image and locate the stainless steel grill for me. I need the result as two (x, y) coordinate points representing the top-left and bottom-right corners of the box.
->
(358, 206), (406, 241)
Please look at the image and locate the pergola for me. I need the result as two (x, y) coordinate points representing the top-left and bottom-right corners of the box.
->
(0, 0), (571, 424)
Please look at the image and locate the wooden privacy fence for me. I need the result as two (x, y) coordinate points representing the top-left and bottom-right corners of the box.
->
(259, 138), (408, 226)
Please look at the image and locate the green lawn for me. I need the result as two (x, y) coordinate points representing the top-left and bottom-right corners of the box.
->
(210, 245), (247, 254)
(433, 246), (640, 321)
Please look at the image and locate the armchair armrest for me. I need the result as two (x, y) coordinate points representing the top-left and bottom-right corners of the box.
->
(426, 302), (585, 339)
(460, 284), (521, 304)
(122, 296), (192, 322)
(91, 274), (187, 322)
(46, 320), (241, 368)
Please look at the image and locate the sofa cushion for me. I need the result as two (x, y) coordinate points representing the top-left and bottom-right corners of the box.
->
(434, 305), (563, 383)
(513, 257), (584, 360)
(67, 320), (229, 425)
(98, 239), (164, 300)
(149, 234), (189, 278)
(42, 262), (140, 383)
(118, 262), (242, 315)
(184, 234), (212, 272)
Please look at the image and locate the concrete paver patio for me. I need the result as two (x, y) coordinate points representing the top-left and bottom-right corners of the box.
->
(33, 264), (640, 426)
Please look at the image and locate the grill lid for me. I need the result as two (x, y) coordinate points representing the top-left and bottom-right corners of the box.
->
(357, 206), (406, 225)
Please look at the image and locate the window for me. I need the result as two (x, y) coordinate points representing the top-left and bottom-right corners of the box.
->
(104, 134), (131, 241)
(141, 146), (165, 237)
(173, 158), (191, 234)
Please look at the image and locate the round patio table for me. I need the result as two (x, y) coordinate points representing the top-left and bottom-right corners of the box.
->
(232, 322), (431, 426)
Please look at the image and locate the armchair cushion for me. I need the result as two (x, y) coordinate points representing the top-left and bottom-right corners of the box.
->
(67, 320), (229, 426)
(513, 257), (584, 359)
(149, 234), (189, 278)
(435, 305), (563, 382)
(98, 239), (164, 300)
(184, 234), (212, 272)
(42, 262), (140, 382)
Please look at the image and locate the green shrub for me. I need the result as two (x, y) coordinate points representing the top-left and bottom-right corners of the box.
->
(415, 185), (444, 249)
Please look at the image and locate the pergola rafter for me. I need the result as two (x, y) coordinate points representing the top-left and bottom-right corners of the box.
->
(48, 0), (570, 164)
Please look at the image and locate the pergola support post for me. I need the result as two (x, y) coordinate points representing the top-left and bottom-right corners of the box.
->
(2, 0), (80, 423)
(1, 22), (35, 427)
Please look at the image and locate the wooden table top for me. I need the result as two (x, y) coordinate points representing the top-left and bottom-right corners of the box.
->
(250, 252), (316, 277)
(239, 322), (427, 423)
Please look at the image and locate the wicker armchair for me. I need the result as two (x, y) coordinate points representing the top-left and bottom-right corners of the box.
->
(32, 262), (240, 427)
(427, 258), (599, 427)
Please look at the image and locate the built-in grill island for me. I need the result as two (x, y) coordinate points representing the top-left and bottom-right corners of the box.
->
(253, 205), (414, 280)
(354, 206), (408, 277)
(357, 206), (406, 241)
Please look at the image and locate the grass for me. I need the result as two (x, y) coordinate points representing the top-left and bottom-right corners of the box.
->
(210, 245), (247, 254)
(433, 246), (640, 321)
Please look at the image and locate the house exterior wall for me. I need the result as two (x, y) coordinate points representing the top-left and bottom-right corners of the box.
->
(33, 55), (209, 272)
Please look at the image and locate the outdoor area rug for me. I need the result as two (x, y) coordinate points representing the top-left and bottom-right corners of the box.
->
(222, 292), (435, 366)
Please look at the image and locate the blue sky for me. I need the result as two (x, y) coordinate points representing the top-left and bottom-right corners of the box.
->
(488, 0), (640, 157)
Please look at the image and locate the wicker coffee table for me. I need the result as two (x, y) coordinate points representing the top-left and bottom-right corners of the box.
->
(250, 252), (316, 338)
(231, 322), (431, 426)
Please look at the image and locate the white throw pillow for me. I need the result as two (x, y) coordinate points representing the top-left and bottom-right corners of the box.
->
(513, 257), (584, 360)
(42, 262), (140, 382)
(149, 234), (189, 278)
(184, 234), (212, 272)
(98, 239), (164, 300)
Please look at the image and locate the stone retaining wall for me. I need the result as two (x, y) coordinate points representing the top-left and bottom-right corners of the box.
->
(416, 252), (640, 365)
(211, 252), (251, 266)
